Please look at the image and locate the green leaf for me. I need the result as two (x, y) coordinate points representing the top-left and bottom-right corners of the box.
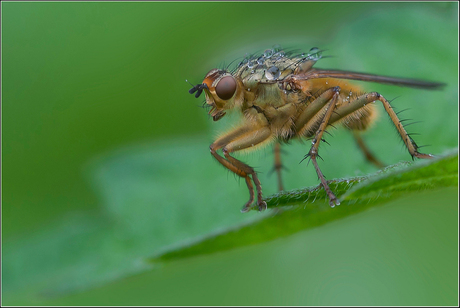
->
(152, 150), (458, 262)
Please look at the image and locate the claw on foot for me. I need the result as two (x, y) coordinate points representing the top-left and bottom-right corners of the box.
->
(258, 201), (267, 212)
(414, 152), (434, 159)
(240, 201), (267, 213)
(328, 197), (340, 208)
(241, 203), (252, 213)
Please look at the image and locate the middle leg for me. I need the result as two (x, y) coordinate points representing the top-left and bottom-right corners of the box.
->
(298, 87), (342, 206)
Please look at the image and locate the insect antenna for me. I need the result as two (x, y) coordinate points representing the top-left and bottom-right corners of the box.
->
(187, 80), (208, 98)
(186, 79), (197, 88)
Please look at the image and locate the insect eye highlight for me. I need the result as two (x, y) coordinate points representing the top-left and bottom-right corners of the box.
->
(215, 76), (236, 100)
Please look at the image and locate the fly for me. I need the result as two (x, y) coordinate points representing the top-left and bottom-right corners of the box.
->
(189, 46), (445, 212)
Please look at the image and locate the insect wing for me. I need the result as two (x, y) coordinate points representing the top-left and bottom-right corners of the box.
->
(300, 69), (445, 90)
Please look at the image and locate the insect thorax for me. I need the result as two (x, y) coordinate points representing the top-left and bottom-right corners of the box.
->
(235, 53), (299, 89)
(234, 47), (321, 84)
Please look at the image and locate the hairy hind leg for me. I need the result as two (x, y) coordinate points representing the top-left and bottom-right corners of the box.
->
(297, 89), (431, 207)
(329, 92), (433, 159)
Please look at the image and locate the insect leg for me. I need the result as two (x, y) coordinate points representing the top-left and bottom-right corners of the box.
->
(306, 87), (341, 207)
(329, 92), (433, 159)
(210, 125), (272, 212)
(295, 86), (340, 133)
(352, 131), (385, 168)
(223, 128), (272, 212)
(274, 142), (284, 191)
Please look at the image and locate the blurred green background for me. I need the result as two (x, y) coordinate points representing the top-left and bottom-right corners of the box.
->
(2, 2), (458, 306)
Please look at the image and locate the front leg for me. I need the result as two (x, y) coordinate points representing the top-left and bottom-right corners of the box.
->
(210, 120), (272, 212)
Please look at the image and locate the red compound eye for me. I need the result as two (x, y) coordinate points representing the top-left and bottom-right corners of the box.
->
(215, 76), (236, 100)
